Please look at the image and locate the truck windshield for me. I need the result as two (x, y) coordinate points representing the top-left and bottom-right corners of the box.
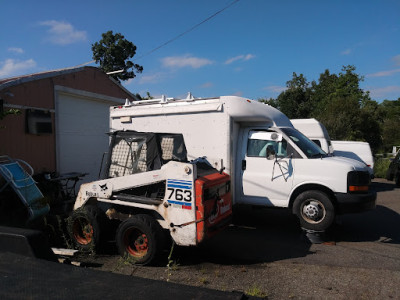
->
(281, 127), (327, 158)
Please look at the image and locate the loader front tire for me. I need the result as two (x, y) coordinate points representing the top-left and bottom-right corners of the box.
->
(67, 205), (102, 252)
(116, 214), (164, 265)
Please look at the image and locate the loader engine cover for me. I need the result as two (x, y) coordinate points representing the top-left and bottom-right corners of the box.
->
(195, 171), (232, 243)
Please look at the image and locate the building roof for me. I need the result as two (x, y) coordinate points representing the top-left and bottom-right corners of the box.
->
(0, 66), (135, 99)
(0, 66), (86, 88)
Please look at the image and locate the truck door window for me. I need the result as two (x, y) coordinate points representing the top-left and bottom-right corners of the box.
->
(281, 127), (326, 158)
(247, 132), (288, 158)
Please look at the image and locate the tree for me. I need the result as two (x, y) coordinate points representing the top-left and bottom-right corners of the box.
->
(92, 31), (143, 83)
(263, 65), (385, 153)
(258, 97), (278, 108)
(134, 92), (153, 100)
(311, 66), (382, 150)
(276, 73), (313, 119)
(379, 98), (400, 152)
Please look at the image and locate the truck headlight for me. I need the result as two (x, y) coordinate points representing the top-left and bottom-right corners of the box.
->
(347, 171), (370, 193)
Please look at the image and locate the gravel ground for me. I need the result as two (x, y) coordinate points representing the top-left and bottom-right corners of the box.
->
(80, 178), (400, 299)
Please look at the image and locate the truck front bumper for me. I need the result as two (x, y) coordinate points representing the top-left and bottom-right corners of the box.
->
(335, 191), (377, 214)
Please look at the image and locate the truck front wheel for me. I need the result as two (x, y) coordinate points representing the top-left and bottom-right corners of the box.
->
(293, 190), (335, 231)
(116, 214), (164, 265)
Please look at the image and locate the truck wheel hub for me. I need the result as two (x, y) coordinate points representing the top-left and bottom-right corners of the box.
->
(302, 200), (324, 221)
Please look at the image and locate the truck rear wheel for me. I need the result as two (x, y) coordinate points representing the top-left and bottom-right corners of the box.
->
(293, 190), (335, 231)
(116, 214), (164, 265)
(67, 205), (102, 252)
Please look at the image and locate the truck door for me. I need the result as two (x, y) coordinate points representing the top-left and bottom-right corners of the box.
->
(240, 130), (294, 207)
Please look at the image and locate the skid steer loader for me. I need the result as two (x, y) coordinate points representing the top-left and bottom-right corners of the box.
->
(67, 131), (232, 265)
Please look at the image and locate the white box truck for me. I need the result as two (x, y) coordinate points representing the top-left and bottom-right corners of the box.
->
(110, 95), (376, 231)
(290, 118), (334, 154)
(291, 119), (374, 177)
(331, 141), (374, 173)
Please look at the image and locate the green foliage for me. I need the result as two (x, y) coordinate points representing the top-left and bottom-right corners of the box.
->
(0, 107), (21, 129)
(258, 97), (278, 108)
(0, 108), (20, 120)
(379, 98), (400, 152)
(374, 158), (391, 178)
(312, 66), (374, 143)
(245, 285), (267, 298)
(262, 65), (400, 153)
(277, 72), (314, 118)
(92, 31), (143, 83)
(199, 276), (209, 285)
(134, 92), (153, 100)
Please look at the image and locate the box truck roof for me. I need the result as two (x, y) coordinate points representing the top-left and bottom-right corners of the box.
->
(111, 95), (293, 128)
(290, 118), (331, 140)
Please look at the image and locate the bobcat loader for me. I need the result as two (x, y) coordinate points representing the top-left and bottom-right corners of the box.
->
(68, 131), (232, 265)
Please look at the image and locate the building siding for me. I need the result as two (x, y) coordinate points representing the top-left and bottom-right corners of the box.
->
(0, 67), (132, 174)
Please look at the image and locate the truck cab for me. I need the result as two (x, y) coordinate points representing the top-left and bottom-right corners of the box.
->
(238, 126), (375, 231)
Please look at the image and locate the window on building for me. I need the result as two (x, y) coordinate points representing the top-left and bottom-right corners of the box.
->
(26, 109), (52, 135)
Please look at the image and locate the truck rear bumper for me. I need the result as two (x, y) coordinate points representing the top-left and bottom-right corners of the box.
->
(335, 191), (377, 214)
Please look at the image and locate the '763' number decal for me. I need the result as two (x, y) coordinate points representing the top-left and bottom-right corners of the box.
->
(167, 188), (192, 202)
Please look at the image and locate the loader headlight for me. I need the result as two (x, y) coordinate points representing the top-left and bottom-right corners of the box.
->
(184, 166), (191, 174)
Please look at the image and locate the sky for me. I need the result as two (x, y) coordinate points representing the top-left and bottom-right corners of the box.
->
(1, 0), (400, 102)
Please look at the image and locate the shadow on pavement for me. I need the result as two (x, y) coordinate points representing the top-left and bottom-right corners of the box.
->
(331, 204), (400, 244)
(370, 179), (397, 193)
(170, 206), (314, 266)
(171, 184), (400, 266)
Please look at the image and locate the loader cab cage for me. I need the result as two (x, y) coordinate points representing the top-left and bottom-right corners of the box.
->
(105, 131), (188, 178)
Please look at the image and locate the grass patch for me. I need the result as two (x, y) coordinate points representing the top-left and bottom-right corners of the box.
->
(199, 276), (209, 285)
(166, 241), (179, 282)
(246, 285), (267, 298)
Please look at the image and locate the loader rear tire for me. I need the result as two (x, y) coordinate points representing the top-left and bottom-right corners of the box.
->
(116, 214), (165, 265)
(67, 205), (103, 252)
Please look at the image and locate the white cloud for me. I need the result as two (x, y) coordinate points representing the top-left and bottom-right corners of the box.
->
(39, 20), (87, 45)
(341, 49), (352, 55)
(263, 85), (287, 93)
(225, 54), (256, 65)
(368, 86), (400, 99)
(392, 54), (400, 66)
(232, 91), (243, 97)
(0, 59), (37, 78)
(8, 47), (24, 54)
(200, 82), (213, 88)
(161, 55), (213, 69)
(137, 72), (167, 84)
(366, 68), (400, 78)
(124, 72), (168, 85)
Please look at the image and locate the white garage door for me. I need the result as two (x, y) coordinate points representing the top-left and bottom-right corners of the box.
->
(56, 91), (120, 183)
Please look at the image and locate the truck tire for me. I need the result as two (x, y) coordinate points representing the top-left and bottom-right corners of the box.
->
(293, 190), (335, 231)
(116, 214), (164, 265)
(395, 173), (400, 187)
(67, 205), (102, 252)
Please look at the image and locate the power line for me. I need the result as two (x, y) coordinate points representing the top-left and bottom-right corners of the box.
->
(72, 0), (240, 68)
(136, 0), (240, 60)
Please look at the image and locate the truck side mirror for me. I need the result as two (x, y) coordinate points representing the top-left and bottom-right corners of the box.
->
(266, 146), (276, 160)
